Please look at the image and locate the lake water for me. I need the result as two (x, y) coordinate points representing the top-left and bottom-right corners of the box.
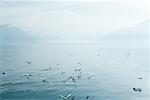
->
(0, 44), (149, 100)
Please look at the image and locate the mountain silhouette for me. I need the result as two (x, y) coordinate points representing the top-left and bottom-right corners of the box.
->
(0, 24), (34, 44)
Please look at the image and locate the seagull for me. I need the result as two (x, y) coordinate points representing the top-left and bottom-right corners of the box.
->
(49, 67), (51, 69)
(86, 95), (90, 99)
(87, 75), (95, 79)
(78, 69), (81, 71)
(39, 78), (49, 83)
(77, 71), (82, 79)
(60, 72), (66, 75)
(64, 76), (76, 82)
(74, 69), (77, 71)
(127, 53), (130, 56)
(69, 76), (76, 82)
(133, 88), (142, 93)
(74, 69), (81, 72)
(77, 75), (81, 79)
(74, 68), (82, 79)
(20, 74), (32, 79)
(2, 72), (5, 75)
(97, 54), (100, 56)
(137, 77), (143, 80)
(59, 93), (72, 99)
(26, 61), (32, 65)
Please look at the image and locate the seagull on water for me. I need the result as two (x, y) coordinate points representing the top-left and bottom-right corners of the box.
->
(39, 78), (49, 83)
(133, 88), (142, 93)
(137, 77), (143, 80)
(86, 95), (90, 99)
(63, 76), (76, 83)
(2, 72), (6, 75)
(87, 75), (95, 79)
(20, 74), (32, 79)
(26, 61), (32, 65)
(60, 72), (66, 75)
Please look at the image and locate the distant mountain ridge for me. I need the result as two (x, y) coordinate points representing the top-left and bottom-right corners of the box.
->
(107, 20), (149, 39)
(0, 24), (35, 44)
(98, 20), (149, 48)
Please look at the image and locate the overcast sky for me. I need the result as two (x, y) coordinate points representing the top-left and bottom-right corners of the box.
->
(0, 0), (149, 40)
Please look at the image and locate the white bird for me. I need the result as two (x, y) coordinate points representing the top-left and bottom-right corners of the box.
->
(20, 74), (32, 79)
(39, 78), (49, 83)
(65, 76), (76, 82)
(59, 93), (71, 99)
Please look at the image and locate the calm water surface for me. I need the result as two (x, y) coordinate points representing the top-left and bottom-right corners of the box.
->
(0, 44), (149, 100)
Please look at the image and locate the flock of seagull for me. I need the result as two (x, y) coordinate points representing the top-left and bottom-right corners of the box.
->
(1, 61), (93, 100)
(132, 77), (143, 93)
(1, 53), (144, 100)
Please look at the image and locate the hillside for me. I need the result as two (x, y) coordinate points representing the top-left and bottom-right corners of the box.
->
(0, 24), (35, 44)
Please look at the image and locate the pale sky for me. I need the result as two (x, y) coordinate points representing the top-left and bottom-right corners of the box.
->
(0, 0), (149, 40)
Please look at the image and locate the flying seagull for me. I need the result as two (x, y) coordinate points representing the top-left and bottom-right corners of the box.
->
(63, 76), (76, 83)
(59, 93), (72, 99)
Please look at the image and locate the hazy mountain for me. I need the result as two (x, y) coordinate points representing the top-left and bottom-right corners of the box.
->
(98, 21), (149, 48)
(0, 24), (35, 44)
(107, 20), (148, 39)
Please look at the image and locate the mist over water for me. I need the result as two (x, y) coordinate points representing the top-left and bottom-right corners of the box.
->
(0, 1), (149, 100)
(0, 44), (149, 100)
